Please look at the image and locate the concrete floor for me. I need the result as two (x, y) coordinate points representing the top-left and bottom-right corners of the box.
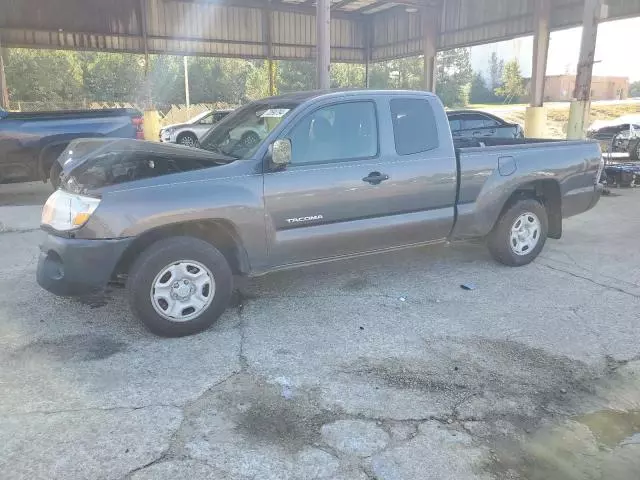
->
(0, 184), (639, 480)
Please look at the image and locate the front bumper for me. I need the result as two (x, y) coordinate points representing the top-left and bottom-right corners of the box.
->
(37, 233), (133, 296)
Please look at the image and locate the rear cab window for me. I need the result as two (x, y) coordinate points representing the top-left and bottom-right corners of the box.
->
(390, 98), (439, 155)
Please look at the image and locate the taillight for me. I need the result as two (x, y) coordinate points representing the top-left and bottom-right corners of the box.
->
(132, 116), (145, 140)
(596, 157), (605, 184)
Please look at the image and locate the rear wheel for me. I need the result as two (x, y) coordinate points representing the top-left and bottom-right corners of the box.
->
(127, 236), (233, 337)
(488, 198), (548, 267)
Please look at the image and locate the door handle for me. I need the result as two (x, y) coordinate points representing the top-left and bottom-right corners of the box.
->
(362, 171), (389, 185)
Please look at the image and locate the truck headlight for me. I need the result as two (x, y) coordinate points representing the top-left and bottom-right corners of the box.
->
(41, 190), (101, 231)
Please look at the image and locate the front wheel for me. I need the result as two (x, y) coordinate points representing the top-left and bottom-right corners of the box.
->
(127, 236), (233, 337)
(177, 133), (199, 148)
(487, 198), (548, 267)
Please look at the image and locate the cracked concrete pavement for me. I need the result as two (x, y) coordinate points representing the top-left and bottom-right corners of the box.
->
(0, 183), (639, 480)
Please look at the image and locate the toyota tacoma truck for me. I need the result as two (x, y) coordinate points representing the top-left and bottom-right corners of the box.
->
(36, 90), (603, 337)
(0, 107), (144, 187)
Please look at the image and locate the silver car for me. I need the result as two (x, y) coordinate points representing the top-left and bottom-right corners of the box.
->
(160, 109), (233, 147)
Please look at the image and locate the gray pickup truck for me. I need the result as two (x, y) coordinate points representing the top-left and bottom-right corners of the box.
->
(37, 90), (603, 336)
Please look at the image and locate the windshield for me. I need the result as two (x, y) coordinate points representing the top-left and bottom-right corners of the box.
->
(198, 101), (298, 159)
(188, 110), (212, 124)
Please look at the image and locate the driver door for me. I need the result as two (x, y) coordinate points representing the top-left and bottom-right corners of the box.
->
(263, 97), (456, 267)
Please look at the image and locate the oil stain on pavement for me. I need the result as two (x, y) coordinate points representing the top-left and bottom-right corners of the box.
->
(10, 334), (127, 363)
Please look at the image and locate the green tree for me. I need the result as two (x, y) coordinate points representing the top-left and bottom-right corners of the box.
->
(488, 52), (504, 91)
(5, 49), (84, 102)
(189, 57), (252, 104)
(245, 61), (273, 100)
(278, 61), (315, 93)
(331, 63), (365, 88)
(367, 57), (424, 90)
(436, 48), (472, 107)
(630, 81), (640, 97)
(148, 55), (184, 105)
(495, 59), (526, 103)
(81, 52), (144, 102)
(469, 72), (494, 104)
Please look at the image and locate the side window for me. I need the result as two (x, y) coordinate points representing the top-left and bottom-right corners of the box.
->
(214, 112), (229, 123)
(448, 116), (462, 132)
(390, 98), (439, 155)
(460, 113), (499, 129)
(481, 115), (500, 128)
(288, 101), (378, 165)
(199, 114), (214, 125)
(461, 114), (488, 130)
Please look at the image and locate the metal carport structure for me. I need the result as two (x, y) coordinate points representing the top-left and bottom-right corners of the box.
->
(1, 0), (640, 136)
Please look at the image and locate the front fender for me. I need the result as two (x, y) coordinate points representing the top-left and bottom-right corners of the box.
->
(78, 174), (268, 271)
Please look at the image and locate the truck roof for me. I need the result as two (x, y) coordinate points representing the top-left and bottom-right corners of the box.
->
(260, 89), (438, 104)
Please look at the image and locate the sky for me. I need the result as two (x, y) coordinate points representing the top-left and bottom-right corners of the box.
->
(470, 17), (640, 82)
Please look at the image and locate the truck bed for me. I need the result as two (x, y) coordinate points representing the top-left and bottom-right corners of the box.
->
(451, 136), (602, 240)
(4, 108), (141, 121)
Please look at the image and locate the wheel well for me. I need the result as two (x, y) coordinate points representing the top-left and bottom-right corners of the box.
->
(505, 180), (562, 239)
(114, 220), (250, 279)
(38, 143), (68, 180)
(177, 131), (196, 140)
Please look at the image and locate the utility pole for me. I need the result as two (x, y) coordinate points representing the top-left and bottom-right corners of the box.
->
(184, 56), (190, 109)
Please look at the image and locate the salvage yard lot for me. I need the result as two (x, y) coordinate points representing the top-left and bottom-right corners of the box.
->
(1, 183), (640, 480)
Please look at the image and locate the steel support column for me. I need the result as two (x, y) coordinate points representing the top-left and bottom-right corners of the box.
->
(364, 19), (372, 88)
(526, 0), (551, 137)
(316, 0), (331, 90)
(422, 5), (439, 92)
(263, 3), (276, 96)
(567, 0), (606, 139)
(0, 36), (8, 110)
(138, 0), (151, 108)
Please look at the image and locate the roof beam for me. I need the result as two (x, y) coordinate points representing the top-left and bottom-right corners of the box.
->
(353, 0), (426, 14)
(169, 0), (361, 19)
(332, 0), (357, 10)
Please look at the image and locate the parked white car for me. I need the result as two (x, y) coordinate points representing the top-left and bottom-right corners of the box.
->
(160, 109), (233, 147)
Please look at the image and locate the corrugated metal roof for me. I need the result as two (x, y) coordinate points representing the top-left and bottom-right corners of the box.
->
(0, 0), (639, 61)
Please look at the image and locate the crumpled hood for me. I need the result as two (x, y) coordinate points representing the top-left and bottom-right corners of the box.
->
(60, 138), (231, 195)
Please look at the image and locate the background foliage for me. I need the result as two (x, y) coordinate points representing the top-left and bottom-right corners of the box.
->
(4, 47), (524, 108)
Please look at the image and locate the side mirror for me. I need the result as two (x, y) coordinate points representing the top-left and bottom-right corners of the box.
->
(271, 139), (292, 167)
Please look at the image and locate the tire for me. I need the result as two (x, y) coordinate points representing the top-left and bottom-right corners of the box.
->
(240, 131), (261, 148)
(49, 160), (63, 190)
(487, 198), (548, 267)
(630, 139), (640, 161)
(41, 145), (67, 189)
(127, 236), (233, 337)
(177, 133), (199, 148)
